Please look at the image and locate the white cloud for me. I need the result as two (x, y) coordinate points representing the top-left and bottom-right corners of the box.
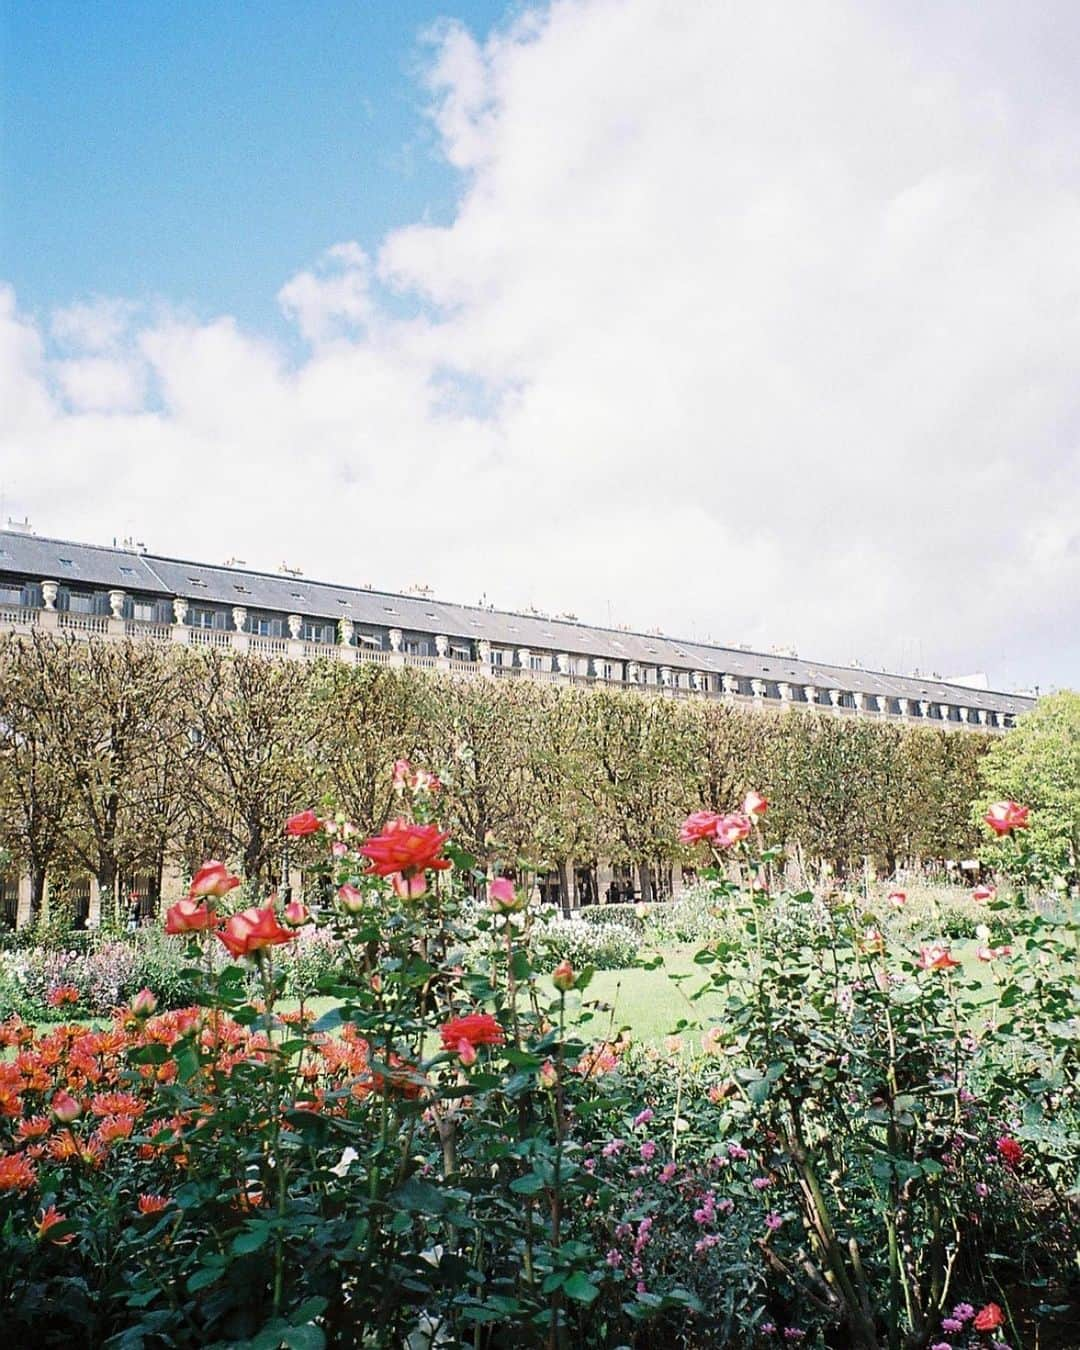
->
(277, 242), (376, 345)
(1, 1), (1079, 690)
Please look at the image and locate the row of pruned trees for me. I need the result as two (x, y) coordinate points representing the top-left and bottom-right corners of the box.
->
(0, 634), (992, 918)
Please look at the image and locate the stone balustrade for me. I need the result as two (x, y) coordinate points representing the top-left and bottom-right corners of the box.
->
(0, 597), (1018, 731)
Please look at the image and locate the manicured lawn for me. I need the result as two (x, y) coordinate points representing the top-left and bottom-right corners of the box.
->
(23, 943), (1005, 1045)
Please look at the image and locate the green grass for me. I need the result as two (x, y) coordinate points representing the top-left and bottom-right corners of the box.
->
(21, 942), (1006, 1045)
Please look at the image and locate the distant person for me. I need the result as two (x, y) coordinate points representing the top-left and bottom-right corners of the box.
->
(606, 880), (620, 905)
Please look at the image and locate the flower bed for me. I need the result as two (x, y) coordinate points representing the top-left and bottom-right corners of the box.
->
(0, 781), (1075, 1347)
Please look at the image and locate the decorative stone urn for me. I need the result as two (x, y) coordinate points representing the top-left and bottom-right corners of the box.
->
(172, 597), (189, 625)
(232, 606), (248, 633)
(288, 614), (303, 640)
(41, 579), (59, 610)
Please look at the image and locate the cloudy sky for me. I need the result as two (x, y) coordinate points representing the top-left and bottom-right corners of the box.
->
(2, 1), (1078, 692)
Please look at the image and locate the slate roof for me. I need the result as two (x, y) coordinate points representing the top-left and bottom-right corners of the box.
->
(0, 529), (1036, 716)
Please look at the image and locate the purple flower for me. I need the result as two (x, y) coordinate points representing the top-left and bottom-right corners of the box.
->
(633, 1108), (654, 1128)
(765, 1211), (783, 1231)
(602, 1139), (623, 1158)
(659, 1162), (677, 1184)
(930, 1343), (952, 1350)
(975, 1182), (990, 1198)
(640, 1140), (657, 1162)
(761, 1325), (776, 1336)
(727, 1143), (749, 1160)
(752, 1176), (772, 1190)
(952, 1303), (974, 1322)
(783, 1331), (805, 1342)
(605, 1249), (622, 1267)
(941, 1319), (962, 1334)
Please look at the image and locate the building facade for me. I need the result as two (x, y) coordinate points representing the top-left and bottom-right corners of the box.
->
(0, 527), (1035, 728)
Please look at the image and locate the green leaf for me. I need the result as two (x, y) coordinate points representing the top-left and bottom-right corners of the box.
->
(563, 1271), (599, 1304)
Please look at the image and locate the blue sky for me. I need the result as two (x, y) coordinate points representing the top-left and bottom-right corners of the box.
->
(1, 1), (509, 332)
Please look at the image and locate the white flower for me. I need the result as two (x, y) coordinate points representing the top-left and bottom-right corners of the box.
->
(329, 1146), (359, 1177)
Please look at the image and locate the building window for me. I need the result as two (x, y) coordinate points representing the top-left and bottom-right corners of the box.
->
(189, 606), (226, 630)
(301, 620), (335, 643)
(490, 648), (505, 666)
(530, 654), (543, 671)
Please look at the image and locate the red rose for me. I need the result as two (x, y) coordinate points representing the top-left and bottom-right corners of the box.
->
(714, 812), (752, 849)
(164, 899), (218, 934)
(218, 905), (297, 958)
(916, 945), (960, 971)
(359, 819), (451, 878)
(188, 860), (240, 899)
(973, 1302), (1005, 1332)
(972, 884), (996, 902)
(285, 810), (323, 837)
(439, 1013), (505, 1053)
(678, 811), (723, 844)
(984, 801), (1029, 836)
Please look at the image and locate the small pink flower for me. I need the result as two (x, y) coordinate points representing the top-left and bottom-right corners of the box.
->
(765, 1211), (783, 1231)
(640, 1140), (657, 1162)
(633, 1108), (654, 1128)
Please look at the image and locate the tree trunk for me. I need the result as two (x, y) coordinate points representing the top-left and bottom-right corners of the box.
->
(29, 865), (46, 925)
(557, 860), (571, 917)
(638, 862), (653, 905)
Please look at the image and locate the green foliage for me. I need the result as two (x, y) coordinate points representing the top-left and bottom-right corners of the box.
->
(0, 637), (1005, 899)
(978, 689), (1080, 885)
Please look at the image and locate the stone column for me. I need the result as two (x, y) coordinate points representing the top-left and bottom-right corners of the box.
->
(88, 877), (102, 928)
(41, 579), (59, 610)
(16, 871), (32, 928)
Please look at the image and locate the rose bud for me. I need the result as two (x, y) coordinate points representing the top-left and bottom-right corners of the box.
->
(283, 899), (311, 927)
(131, 988), (158, 1018)
(337, 884), (365, 915)
(52, 1090), (82, 1124)
(552, 960), (577, 992)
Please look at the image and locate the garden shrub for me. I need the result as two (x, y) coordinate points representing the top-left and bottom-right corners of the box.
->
(0, 779), (1075, 1348)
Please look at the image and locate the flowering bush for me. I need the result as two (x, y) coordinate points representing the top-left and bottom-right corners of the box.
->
(0, 777), (1075, 1347)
